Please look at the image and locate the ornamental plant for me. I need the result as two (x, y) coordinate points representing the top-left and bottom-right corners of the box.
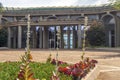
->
(50, 59), (67, 65)
(58, 57), (98, 80)
(50, 71), (60, 80)
(17, 14), (36, 80)
(17, 50), (35, 80)
(46, 54), (52, 63)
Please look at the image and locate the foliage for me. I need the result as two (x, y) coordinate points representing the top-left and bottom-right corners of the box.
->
(49, 59), (68, 80)
(0, 28), (7, 47)
(0, 62), (20, 80)
(46, 54), (52, 63)
(0, 62), (72, 80)
(86, 26), (106, 47)
(50, 71), (60, 80)
(58, 58), (97, 79)
(109, 0), (120, 9)
(17, 51), (35, 80)
(0, 2), (3, 12)
(50, 59), (67, 66)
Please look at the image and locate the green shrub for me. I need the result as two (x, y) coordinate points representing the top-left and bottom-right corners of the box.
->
(0, 28), (7, 47)
(0, 62), (72, 80)
(86, 26), (105, 47)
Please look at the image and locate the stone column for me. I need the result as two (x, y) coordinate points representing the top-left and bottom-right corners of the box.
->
(18, 25), (22, 48)
(0, 15), (2, 24)
(115, 15), (120, 47)
(60, 26), (64, 49)
(39, 27), (43, 48)
(96, 15), (99, 20)
(14, 16), (17, 22)
(67, 26), (70, 49)
(8, 27), (11, 48)
(32, 27), (37, 48)
(54, 26), (56, 49)
(108, 30), (111, 47)
(72, 26), (76, 49)
(43, 27), (48, 49)
(77, 25), (82, 48)
(13, 27), (17, 48)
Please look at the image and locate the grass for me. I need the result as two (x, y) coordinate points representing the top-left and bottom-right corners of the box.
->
(0, 62), (72, 80)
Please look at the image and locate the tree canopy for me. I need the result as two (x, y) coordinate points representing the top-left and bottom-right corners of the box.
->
(0, 2), (3, 12)
(109, 0), (120, 9)
(86, 26), (106, 47)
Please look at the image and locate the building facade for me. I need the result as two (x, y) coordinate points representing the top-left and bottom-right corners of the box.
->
(0, 6), (120, 49)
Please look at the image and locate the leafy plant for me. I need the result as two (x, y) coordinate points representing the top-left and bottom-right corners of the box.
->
(46, 54), (52, 63)
(0, 62), (72, 80)
(50, 71), (60, 80)
(86, 26), (105, 47)
(50, 59), (67, 66)
(109, 0), (120, 9)
(17, 51), (35, 80)
(0, 28), (7, 47)
(58, 58), (98, 79)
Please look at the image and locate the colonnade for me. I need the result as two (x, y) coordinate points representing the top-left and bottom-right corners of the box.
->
(7, 25), (83, 49)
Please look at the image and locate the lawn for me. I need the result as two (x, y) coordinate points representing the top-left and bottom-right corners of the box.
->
(0, 62), (72, 80)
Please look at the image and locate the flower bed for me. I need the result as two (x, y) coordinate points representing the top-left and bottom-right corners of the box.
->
(81, 65), (99, 80)
(0, 62), (72, 80)
(50, 58), (98, 80)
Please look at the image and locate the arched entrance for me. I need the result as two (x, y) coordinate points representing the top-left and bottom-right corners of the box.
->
(102, 14), (115, 47)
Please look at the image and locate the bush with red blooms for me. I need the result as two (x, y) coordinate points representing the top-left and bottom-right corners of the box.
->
(51, 59), (67, 65)
(58, 58), (98, 80)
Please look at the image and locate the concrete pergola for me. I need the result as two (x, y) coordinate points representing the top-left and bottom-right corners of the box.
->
(0, 6), (120, 49)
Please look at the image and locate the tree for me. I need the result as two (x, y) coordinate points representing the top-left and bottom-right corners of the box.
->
(86, 26), (106, 47)
(0, 2), (3, 29)
(0, 2), (3, 12)
(109, 0), (120, 9)
(0, 28), (7, 47)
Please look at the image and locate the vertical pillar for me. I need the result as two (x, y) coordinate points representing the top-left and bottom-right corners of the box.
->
(43, 27), (48, 48)
(67, 26), (70, 49)
(61, 26), (64, 49)
(77, 25), (82, 48)
(39, 16), (43, 21)
(0, 15), (2, 24)
(115, 15), (120, 47)
(14, 16), (17, 22)
(72, 26), (76, 49)
(54, 26), (56, 49)
(39, 27), (43, 48)
(8, 27), (11, 48)
(33, 27), (37, 48)
(96, 15), (99, 20)
(18, 25), (22, 48)
(108, 31), (111, 47)
(13, 27), (17, 48)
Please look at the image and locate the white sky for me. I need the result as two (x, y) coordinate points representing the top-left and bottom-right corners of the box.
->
(0, 0), (110, 7)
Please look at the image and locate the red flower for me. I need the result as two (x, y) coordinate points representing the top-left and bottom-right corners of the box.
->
(91, 60), (98, 64)
(57, 58), (98, 79)
(71, 68), (82, 77)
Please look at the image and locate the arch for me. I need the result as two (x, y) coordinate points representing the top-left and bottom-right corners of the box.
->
(47, 16), (57, 19)
(101, 14), (115, 21)
(19, 17), (27, 21)
(101, 14), (116, 47)
(1, 17), (9, 25)
(1, 17), (9, 21)
(76, 16), (84, 20)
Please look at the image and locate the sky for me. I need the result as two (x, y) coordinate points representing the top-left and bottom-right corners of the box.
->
(0, 0), (110, 8)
